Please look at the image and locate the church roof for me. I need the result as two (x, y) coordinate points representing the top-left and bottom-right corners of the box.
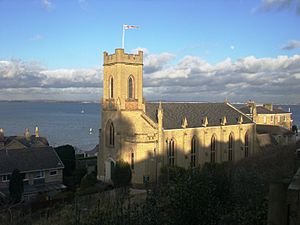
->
(239, 106), (290, 115)
(0, 146), (64, 175)
(145, 102), (252, 129)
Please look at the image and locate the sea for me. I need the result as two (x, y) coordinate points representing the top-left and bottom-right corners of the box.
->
(0, 101), (299, 150)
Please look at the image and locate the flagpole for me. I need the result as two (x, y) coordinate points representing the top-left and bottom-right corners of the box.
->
(122, 25), (125, 49)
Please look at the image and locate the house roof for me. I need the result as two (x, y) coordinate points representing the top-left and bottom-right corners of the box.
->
(256, 124), (294, 135)
(239, 105), (290, 115)
(3, 135), (49, 148)
(0, 146), (64, 175)
(145, 102), (252, 129)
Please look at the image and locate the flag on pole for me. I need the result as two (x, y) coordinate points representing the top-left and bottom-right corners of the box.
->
(122, 24), (140, 49)
(123, 24), (139, 30)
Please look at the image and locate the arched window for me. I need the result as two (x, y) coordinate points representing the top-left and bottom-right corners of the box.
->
(109, 77), (114, 99)
(191, 136), (197, 168)
(168, 139), (175, 166)
(128, 76), (134, 99)
(131, 151), (134, 170)
(211, 135), (216, 163)
(105, 120), (114, 147)
(245, 132), (249, 158)
(228, 133), (234, 161)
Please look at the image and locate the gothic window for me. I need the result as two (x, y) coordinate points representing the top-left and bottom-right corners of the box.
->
(211, 135), (216, 163)
(128, 76), (134, 99)
(106, 120), (114, 147)
(131, 151), (134, 170)
(228, 133), (234, 161)
(245, 132), (249, 158)
(191, 136), (197, 168)
(109, 77), (114, 99)
(168, 139), (175, 166)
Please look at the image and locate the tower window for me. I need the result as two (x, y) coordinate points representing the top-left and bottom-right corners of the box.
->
(109, 77), (114, 99)
(128, 76), (134, 99)
(245, 132), (249, 158)
(228, 133), (234, 161)
(131, 152), (134, 170)
(106, 120), (115, 147)
(191, 136), (197, 168)
(168, 139), (175, 166)
(211, 135), (216, 163)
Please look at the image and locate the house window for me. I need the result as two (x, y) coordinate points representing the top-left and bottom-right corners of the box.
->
(168, 139), (175, 166)
(278, 116), (280, 123)
(263, 116), (266, 123)
(211, 135), (216, 163)
(228, 133), (234, 161)
(191, 136), (197, 168)
(131, 151), (134, 170)
(245, 132), (249, 158)
(2, 174), (11, 182)
(34, 171), (45, 179)
(50, 170), (58, 176)
(109, 77), (114, 99)
(284, 116), (286, 122)
(271, 116), (273, 122)
(105, 120), (115, 147)
(128, 76), (134, 99)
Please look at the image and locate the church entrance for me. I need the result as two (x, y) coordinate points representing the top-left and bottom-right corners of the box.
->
(105, 158), (115, 181)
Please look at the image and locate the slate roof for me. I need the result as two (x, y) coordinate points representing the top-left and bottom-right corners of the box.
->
(239, 106), (290, 115)
(0, 146), (64, 175)
(145, 102), (252, 129)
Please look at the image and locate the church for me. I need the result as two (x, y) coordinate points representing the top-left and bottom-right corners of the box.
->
(97, 48), (256, 184)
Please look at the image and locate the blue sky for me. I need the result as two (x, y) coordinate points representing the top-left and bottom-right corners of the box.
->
(0, 0), (300, 103)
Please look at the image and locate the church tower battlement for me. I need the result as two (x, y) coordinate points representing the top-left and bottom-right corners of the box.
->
(103, 48), (143, 65)
(102, 48), (144, 111)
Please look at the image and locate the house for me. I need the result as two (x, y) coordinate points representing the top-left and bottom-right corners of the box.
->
(98, 49), (257, 185)
(239, 101), (292, 130)
(0, 128), (65, 201)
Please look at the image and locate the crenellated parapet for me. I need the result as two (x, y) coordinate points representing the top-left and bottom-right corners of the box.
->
(103, 48), (143, 65)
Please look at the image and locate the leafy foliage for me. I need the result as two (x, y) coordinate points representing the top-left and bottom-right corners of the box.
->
(112, 160), (132, 188)
(9, 169), (24, 203)
(54, 145), (76, 177)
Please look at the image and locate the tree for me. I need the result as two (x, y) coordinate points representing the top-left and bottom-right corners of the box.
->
(55, 145), (76, 177)
(112, 160), (132, 188)
(292, 125), (298, 135)
(9, 169), (24, 203)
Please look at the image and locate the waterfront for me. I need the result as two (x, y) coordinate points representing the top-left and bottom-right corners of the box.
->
(0, 101), (299, 150)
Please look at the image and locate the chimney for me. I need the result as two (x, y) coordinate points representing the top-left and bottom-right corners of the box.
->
(263, 103), (273, 111)
(24, 128), (31, 141)
(0, 128), (4, 148)
(35, 126), (39, 137)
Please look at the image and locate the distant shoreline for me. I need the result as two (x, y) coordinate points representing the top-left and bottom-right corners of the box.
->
(0, 100), (298, 106)
(0, 100), (99, 104)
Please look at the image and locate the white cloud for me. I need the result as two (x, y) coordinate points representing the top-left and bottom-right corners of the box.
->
(253, 0), (300, 15)
(1, 52), (300, 104)
(281, 40), (300, 50)
(42, 0), (53, 10)
(29, 34), (43, 41)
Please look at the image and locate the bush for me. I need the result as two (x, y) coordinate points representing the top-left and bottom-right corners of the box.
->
(112, 160), (132, 188)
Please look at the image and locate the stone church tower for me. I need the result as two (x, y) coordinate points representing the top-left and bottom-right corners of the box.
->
(98, 49), (159, 183)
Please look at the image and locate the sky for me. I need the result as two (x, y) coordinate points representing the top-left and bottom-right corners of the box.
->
(0, 0), (300, 104)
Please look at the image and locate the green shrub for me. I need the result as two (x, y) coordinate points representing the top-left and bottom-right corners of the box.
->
(112, 160), (132, 188)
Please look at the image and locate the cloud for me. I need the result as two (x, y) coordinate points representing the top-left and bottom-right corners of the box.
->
(253, 0), (300, 15)
(42, 0), (53, 10)
(29, 34), (43, 41)
(281, 40), (300, 50)
(1, 52), (300, 104)
(0, 59), (101, 89)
